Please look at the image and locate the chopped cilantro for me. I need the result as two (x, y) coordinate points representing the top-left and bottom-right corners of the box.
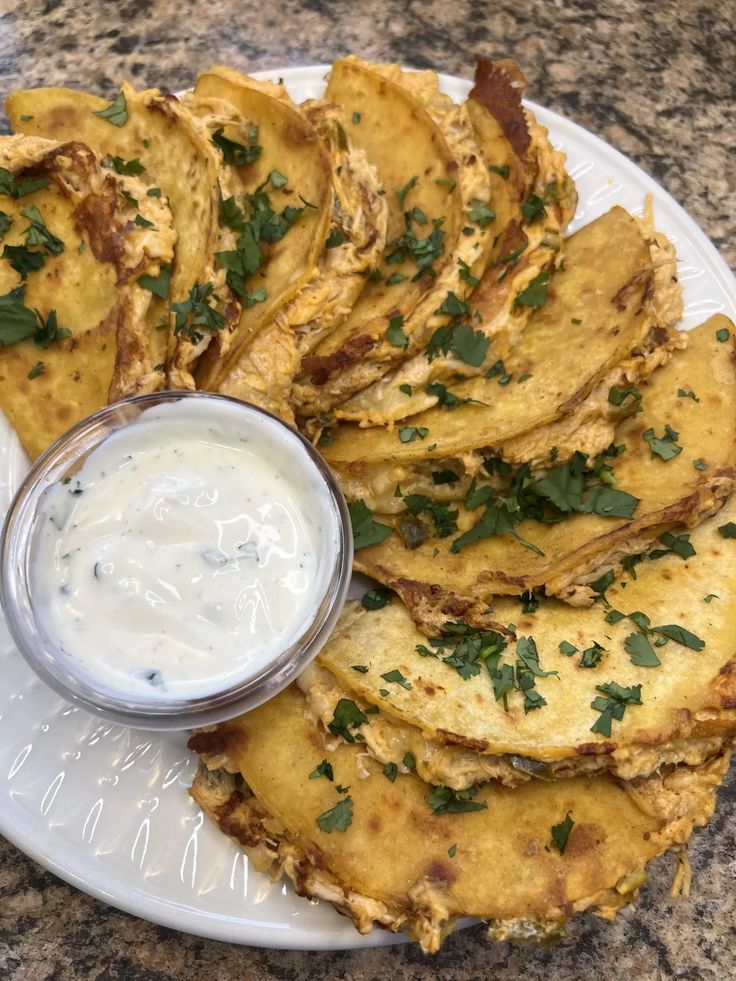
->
(579, 642), (605, 668)
(351, 664), (370, 673)
(398, 426), (428, 443)
(403, 752), (416, 770)
(431, 468), (460, 485)
(448, 843), (458, 857)
(27, 360), (44, 380)
(212, 126), (261, 165)
(559, 641), (578, 656)
(309, 759), (334, 781)
(380, 669), (412, 690)
(468, 201), (495, 228)
(704, 594), (718, 603)
(490, 164), (510, 179)
(427, 784), (487, 815)
(383, 762), (398, 782)
(361, 587), (393, 610)
(649, 531), (695, 560)
(0, 168), (49, 199)
(458, 257), (480, 286)
(386, 272), (407, 284)
(171, 281), (225, 344)
(426, 321), (489, 367)
(395, 175), (418, 209)
(138, 263), (171, 299)
(514, 271), (549, 308)
(0, 212), (11, 238)
(643, 424), (682, 461)
(316, 796), (353, 833)
(624, 631), (661, 667)
(715, 327), (730, 343)
(551, 811), (574, 854)
(693, 459), (707, 471)
(2, 244), (45, 279)
(386, 313), (408, 348)
(270, 169), (287, 188)
(718, 522), (736, 539)
(608, 385), (641, 408)
(134, 214), (154, 228)
(351, 111), (361, 124)
(590, 682), (642, 736)
(109, 155), (144, 175)
(327, 699), (368, 743)
(349, 499), (392, 550)
(93, 91), (128, 126)
(677, 388), (699, 402)
(326, 228), (344, 249)
(399, 383), (412, 395)
(146, 187), (161, 198)
(435, 177), (457, 191)
(521, 194), (547, 224)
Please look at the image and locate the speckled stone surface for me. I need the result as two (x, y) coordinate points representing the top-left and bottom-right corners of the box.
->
(1, 1), (735, 978)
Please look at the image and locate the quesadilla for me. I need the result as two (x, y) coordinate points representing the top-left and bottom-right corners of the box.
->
(0, 136), (175, 459)
(291, 57), (484, 416)
(7, 83), (220, 378)
(189, 684), (730, 953)
(187, 67), (334, 391)
(304, 485), (736, 788)
(213, 100), (388, 423)
(334, 57), (577, 426)
(345, 316), (735, 617)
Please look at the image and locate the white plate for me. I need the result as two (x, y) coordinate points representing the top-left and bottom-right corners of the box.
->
(1, 65), (735, 952)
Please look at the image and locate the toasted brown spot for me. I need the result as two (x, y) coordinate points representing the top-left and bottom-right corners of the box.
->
(575, 741), (615, 756)
(302, 333), (377, 385)
(469, 56), (530, 157)
(424, 860), (457, 885)
(188, 728), (237, 756)
(436, 728), (489, 752)
(368, 814), (382, 833)
(563, 822), (602, 858)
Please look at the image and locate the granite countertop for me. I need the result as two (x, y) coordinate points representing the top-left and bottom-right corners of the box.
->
(1, 1), (734, 978)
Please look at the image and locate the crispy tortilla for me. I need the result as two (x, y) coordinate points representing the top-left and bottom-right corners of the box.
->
(189, 685), (730, 953)
(290, 57), (475, 416)
(0, 136), (174, 459)
(350, 317), (736, 611)
(334, 57), (578, 426)
(188, 67), (333, 391)
(323, 207), (655, 468)
(214, 101), (388, 423)
(305, 487), (736, 787)
(7, 83), (220, 376)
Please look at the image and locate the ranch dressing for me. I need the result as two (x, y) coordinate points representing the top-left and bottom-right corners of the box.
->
(31, 398), (339, 700)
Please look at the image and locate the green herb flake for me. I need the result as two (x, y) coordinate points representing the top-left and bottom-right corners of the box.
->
(514, 271), (549, 309)
(608, 385), (641, 408)
(325, 228), (344, 249)
(426, 784), (487, 816)
(395, 176), (418, 209)
(27, 360), (44, 380)
(571, 317), (582, 325)
(146, 187), (162, 198)
(716, 327), (730, 343)
(134, 214), (154, 229)
(435, 178), (457, 191)
(386, 313), (408, 348)
(0, 212), (11, 239)
(361, 586), (393, 610)
(399, 383), (412, 396)
(138, 266), (171, 300)
(643, 424), (682, 461)
(403, 752), (416, 770)
(19, 114), (34, 122)
(649, 531), (696, 561)
(383, 762), (398, 782)
(468, 202), (495, 228)
(590, 682), (642, 737)
(490, 164), (510, 179)
(348, 499), (392, 550)
(352, 111), (361, 124)
(718, 522), (736, 539)
(704, 594), (718, 603)
(448, 843), (458, 857)
(381, 669), (412, 690)
(399, 426), (428, 443)
(211, 126), (261, 166)
(521, 194), (547, 224)
(551, 811), (574, 854)
(327, 699), (368, 743)
(458, 257), (480, 286)
(93, 91), (128, 126)
(309, 759), (334, 781)
(624, 631), (661, 667)
(269, 169), (288, 188)
(385, 272), (407, 285)
(316, 796), (353, 834)
(693, 459), (707, 471)
(109, 155), (144, 176)
(677, 388), (699, 403)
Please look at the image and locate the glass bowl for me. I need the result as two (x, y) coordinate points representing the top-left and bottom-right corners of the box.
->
(0, 391), (353, 730)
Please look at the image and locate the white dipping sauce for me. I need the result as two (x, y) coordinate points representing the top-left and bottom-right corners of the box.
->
(31, 399), (339, 700)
